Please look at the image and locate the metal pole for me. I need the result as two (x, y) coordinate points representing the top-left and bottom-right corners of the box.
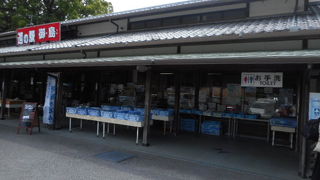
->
(69, 118), (72, 132)
(136, 127), (139, 145)
(103, 122), (105, 138)
(96, 122), (99, 137)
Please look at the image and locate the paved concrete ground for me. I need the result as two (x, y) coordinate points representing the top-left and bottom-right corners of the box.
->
(0, 122), (288, 180)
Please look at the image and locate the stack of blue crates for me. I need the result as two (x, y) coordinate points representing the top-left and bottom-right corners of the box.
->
(87, 107), (101, 116)
(201, 121), (221, 136)
(101, 110), (115, 118)
(66, 107), (77, 114)
(181, 118), (196, 132)
(76, 107), (88, 115)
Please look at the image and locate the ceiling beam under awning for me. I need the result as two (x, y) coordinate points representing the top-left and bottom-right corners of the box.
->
(1, 50), (320, 69)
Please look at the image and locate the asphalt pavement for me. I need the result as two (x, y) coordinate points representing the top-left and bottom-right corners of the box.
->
(0, 122), (287, 180)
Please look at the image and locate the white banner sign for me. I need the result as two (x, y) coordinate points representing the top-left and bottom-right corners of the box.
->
(241, 72), (283, 88)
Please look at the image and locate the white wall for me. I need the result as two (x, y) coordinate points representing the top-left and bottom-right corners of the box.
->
(308, 39), (320, 49)
(250, 0), (305, 17)
(77, 19), (127, 37)
(130, 3), (247, 22)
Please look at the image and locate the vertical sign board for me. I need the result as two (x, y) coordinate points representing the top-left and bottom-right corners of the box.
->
(17, 102), (40, 134)
(241, 72), (283, 88)
(43, 75), (57, 125)
(17, 22), (61, 45)
(309, 92), (320, 120)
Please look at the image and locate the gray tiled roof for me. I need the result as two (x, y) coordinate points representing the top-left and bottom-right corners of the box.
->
(1, 49), (320, 68)
(1, 11), (320, 56)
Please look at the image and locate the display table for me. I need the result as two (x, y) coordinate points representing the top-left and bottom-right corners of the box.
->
(0, 99), (25, 117)
(152, 115), (173, 135)
(233, 118), (270, 141)
(271, 126), (296, 149)
(270, 117), (297, 149)
(66, 113), (144, 144)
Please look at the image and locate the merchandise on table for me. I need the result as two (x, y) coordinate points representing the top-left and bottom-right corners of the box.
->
(134, 108), (145, 115)
(66, 107), (77, 114)
(244, 114), (259, 119)
(101, 105), (121, 111)
(181, 118), (196, 132)
(192, 109), (203, 115)
(114, 111), (129, 120)
(180, 109), (193, 114)
(249, 98), (276, 119)
(76, 107), (88, 115)
(87, 107), (101, 116)
(121, 106), (133, 111)
(270, 117), (297, 128)
(222, 113), (234, 118)
(127, 114), (144, 122)
(233, 113), (245, 119)
(101, 110), (115, 118)
(201, 121), (221, 136)
(212, 112), (223, 118)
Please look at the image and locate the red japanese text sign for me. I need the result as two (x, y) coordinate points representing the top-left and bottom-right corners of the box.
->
(17, 22), (61, 45)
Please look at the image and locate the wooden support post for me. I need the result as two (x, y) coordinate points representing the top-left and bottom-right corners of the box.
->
(142, 69), (152, 146)
(0, 70), (7, 120)
(298, 65), (311, 178)
(194, 71), (200, 110)
(173, 71), (181, 135)
(54, 72), (64, 129)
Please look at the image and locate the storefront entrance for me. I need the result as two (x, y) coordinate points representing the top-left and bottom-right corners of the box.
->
(0, 64), (307, 179)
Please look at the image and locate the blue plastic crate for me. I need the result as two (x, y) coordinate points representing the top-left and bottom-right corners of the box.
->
(181, 118), (196, 132)
(192, 110), (203, 115)
(76, 108), (88, 115)
(245, 114), (259, 119)
(114, 111), (129, 120)
(151, 108), (162, 116)
(66, 107), (77, 114)
(222, 113), (234, 118)
(201, 121), (221, 136)
(180, 109), (193, 114)
(134, 108), (145, 115)
(234, 113), (245, 119)
(88, 107), (101, 117)
(128, 114), (144, 122)
(270, 117), (297, 128)
(101, 110), (115, 118)
(159, 109), (174, 116)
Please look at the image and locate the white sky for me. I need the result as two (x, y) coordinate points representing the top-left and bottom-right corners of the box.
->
(108, 0), (187, 12)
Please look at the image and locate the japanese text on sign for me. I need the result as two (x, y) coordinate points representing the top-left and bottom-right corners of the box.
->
(241, 72), (283, 88)
(17, 22), (61, 45)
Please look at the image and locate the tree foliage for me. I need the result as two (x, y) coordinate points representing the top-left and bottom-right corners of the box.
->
(0, 0), (113, 32)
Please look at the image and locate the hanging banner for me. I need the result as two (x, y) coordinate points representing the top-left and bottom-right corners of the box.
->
(309, 92), (320, 120)
(43, 75), (57, 125)
(17, 22), (61, 46)
(241, 72), (283, 88)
